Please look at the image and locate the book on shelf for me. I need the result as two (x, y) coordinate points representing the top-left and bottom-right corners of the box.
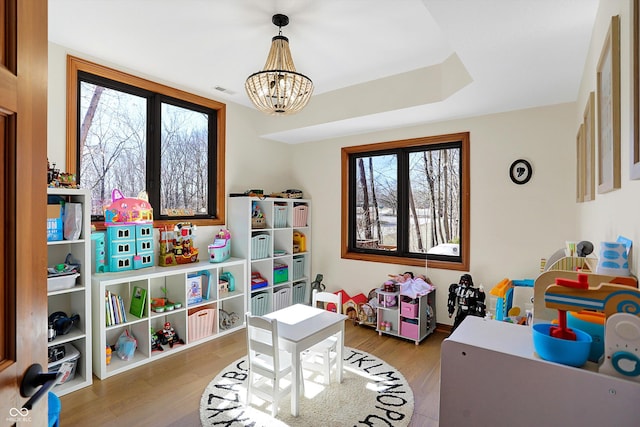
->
(111, 292), (120, 324)
(118, 294), (127, 323)
(106, 291), (115, 326)
(105, 291), (112, 326)
(129, 286), (147, 318)
(187, 273), (203, 305)
(105, 290), (128, 326)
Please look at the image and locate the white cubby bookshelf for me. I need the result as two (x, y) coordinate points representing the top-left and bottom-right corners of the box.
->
(228, 196), (311, 316)
(91, 258), (246, 379)
(47, 187), (93, 395)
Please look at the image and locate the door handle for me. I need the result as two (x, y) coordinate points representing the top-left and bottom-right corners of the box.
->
(20, 363), (62, 410)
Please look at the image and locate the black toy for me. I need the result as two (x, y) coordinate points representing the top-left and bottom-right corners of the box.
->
(151, 327), (163, 352)
(310, 274), (325, 293)
(447, 274), (486, 332)
(156, 322), (185, 348)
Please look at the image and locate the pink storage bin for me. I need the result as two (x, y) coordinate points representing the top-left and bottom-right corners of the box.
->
(293, 205), (308, 227)
(188, 308), (217, 342)
(400, 320), (419, 340)
(401, 300), (418, 318)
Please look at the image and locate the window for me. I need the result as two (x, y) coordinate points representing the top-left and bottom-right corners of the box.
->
(65, 56), (226, 225)
(341, 132), (469, 271)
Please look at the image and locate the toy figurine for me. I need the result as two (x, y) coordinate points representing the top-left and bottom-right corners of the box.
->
(157, 322), (184, 348)
(219, 309), (240, 330)
(447, 274), (486, 332)
(310, 274), (325, 293)
(151, 327), (164, 352)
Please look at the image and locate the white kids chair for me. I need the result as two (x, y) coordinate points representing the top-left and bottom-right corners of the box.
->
(301, 289), (342, 384)
(245, 312), (293, 416)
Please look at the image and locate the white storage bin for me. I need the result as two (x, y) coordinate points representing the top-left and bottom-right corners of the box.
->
(47, 273), (80, 292)
(48, 343), (80, 385)
(273, 288), (291, 311)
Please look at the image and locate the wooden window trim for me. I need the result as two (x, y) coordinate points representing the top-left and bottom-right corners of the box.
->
(65, 55), (226, 226)
(341, 132), (470, 271)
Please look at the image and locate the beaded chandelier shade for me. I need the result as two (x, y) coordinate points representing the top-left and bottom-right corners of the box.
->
(245, 14), (314, 115)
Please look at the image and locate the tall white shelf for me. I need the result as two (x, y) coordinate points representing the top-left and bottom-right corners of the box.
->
(228, 197), (312, 316)
(46, 188), (93, 395)
(91, 258), (246, 379)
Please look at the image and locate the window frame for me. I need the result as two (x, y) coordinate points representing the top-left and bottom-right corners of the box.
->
(65, 55), (226, 227)
(341, 132), (470, 271)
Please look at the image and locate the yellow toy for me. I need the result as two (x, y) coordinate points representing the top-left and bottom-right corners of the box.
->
(158, 222), (199, 266)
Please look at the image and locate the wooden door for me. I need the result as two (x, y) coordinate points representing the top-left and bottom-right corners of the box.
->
(0, 0), (48, 424)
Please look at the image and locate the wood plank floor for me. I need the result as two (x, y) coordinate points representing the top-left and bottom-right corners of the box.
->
(59, 322), (446, 426)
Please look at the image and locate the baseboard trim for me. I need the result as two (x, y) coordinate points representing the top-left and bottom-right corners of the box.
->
(436, 323), (452, 334)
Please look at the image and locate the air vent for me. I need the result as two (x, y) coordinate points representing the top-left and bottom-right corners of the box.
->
(213, 86), (236, 95)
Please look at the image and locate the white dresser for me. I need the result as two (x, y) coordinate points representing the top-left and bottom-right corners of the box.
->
(440, 316), (640, 426)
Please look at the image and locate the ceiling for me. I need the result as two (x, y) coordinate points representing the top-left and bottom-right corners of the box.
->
(48, 0), (599, 144)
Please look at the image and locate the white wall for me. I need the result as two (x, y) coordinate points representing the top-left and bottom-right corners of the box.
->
(49, 0), (640, 328)
(292, 103), (578, 323)
(575, 0), (640, 259)
(291, 0), (640, 326)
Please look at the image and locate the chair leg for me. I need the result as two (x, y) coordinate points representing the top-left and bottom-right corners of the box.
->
(323, 349), (331, 385)
(246, 371), (253, 405)
(271, 376), (279, 417)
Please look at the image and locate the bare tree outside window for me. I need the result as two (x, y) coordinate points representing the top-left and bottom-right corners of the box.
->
(342, 133), (469, 271)
(355, 154), (397, 249)
(72, 60), (223, 223)
(160, 103), (209, 215)
(409, 148), (460, 251)
(79, 82), (146, 215)
(67, 56), (225, 225)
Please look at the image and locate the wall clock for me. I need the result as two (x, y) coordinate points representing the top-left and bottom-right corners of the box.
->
(509, 159), (532, 185)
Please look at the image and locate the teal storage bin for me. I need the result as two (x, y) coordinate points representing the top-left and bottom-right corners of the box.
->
(274, 263), (288, 284)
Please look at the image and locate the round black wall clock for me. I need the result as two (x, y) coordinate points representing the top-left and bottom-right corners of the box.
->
(509, 159), (532, 185)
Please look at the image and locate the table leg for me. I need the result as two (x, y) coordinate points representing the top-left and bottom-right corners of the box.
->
(337, 323), (345, 383)
(291, 349), (300, 417)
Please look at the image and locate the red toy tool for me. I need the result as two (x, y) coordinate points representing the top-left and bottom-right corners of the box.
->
(549, 274), (589, 340)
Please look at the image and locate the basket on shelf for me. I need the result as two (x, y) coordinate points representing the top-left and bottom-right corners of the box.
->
(274, 204), (288, 228)
(293, 204), (308, 227)
(251, 292), (269, 316)
(251, 217), (266, 229)
(293, 281), (306, 304)
(292, 256), (305, 280)
(251, 234), (270, 259)
(188, 308), (217, 342)
(273, 288), (291, 311)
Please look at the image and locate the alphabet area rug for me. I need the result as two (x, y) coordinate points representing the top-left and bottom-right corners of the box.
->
(200, 347), (414, 426)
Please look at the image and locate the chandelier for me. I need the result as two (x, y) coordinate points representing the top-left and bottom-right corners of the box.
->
(245, 14), (314, 115)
